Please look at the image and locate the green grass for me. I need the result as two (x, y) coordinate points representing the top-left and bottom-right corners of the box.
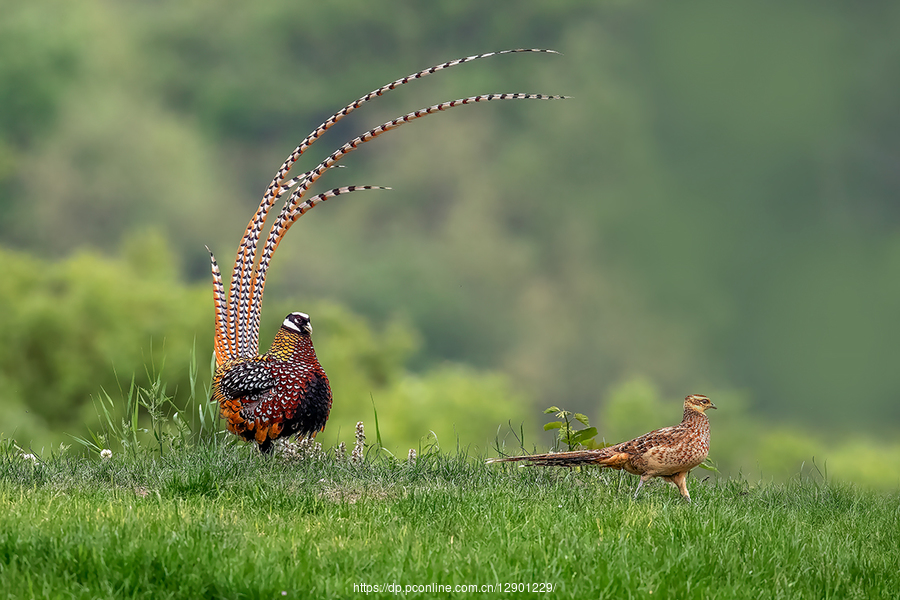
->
(2, 445), (898, 599)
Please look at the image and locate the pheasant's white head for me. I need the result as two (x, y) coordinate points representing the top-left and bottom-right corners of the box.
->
(283, 312), (313, 335)
(684, 394), (716, 413)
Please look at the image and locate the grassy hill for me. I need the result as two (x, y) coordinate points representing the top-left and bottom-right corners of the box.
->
(2, 441), (897, 599)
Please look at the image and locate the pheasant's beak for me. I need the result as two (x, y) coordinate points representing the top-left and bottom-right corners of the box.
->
(709, 402), (717, 410)
(304, 323), (313, 335)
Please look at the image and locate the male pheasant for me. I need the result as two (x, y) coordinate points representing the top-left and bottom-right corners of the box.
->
(489, 394), (716, 501)
(212, 312), (331, 453)
(207, 50), (565, 451)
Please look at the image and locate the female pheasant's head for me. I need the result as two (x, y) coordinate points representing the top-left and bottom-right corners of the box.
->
(282, 312), (313, 336)
(684, 394), (716, 413)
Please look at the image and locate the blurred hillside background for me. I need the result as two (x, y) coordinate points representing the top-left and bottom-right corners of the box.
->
(1, 0), (899, 487)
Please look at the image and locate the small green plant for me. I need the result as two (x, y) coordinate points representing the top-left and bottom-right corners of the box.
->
(0, 435), (23, 459)
(368, 394), (395, 459)
(698, 457), (719, 473)
(543, 406), (603, 451)
(70, 344), (226, 458)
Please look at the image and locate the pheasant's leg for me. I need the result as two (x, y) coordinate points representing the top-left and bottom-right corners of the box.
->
(633, 473), (652, 499)
(670, 471), (691, 502)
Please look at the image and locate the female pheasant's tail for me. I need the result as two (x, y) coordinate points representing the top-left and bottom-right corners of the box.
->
(488, 449), (619, 468)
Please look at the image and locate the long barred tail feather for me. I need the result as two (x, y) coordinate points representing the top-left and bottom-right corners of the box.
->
(274, 93), (568, 241)
(226, 166), (323, 360)
(227, 50), (557, 360)
(243, 92), (567, 350)
(286, 185), (392, 222)
(282, 93), (567, 221)
(206, 246), (231, 365)
(487, 449), (612, 467)
(213, 50), (563, 361)
(261, 49), (557, 214)
(243, 185), (391, 350)
(225, 166), (325, 353)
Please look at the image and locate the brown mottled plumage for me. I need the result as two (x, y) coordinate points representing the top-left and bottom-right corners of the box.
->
(489, 394), (716, 501)
(206, 50), (565, 451)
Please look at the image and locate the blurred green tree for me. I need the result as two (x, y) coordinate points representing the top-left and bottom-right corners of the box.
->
(0, 232), (534, 453)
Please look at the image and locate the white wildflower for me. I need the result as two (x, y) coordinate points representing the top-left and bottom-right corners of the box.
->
(351, 421), (365, 465)
(100, 449), (112, 460)
(279, 436), (325, 462)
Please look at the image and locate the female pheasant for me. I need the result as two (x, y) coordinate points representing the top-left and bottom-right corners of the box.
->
(207, 50), (565, 451)
(489, 394), (716, 501)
